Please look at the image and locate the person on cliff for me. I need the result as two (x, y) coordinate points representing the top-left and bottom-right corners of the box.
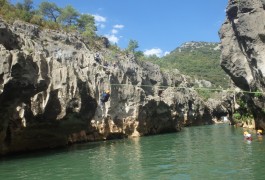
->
(100, 89), (110, 108)
(94, 53), (101, 64)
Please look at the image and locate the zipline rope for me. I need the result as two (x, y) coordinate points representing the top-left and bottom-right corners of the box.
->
(109, 83), (264, 94)
(94, 62), (262, 95)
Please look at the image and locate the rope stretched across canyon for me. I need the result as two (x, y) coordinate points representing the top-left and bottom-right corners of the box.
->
(108, 83), (264, 95)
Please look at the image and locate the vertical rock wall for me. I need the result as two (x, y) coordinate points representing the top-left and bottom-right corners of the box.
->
(220, 0), (265, 129)
(0, 19), (222, 155)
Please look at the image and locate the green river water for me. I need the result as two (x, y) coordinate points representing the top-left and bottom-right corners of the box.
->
(0, 124), (265, 180)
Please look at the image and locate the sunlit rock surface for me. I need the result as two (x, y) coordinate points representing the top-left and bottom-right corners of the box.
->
(220, 0), (265, 129)
(0, 19), (228, 155)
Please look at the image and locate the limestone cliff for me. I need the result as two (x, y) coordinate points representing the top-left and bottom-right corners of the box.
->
(0, 18), (228, 155)
(219, 0), (265, 129)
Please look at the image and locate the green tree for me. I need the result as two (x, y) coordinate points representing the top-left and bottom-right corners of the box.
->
(77, 14), (97, 37)
(127, 40), (139, 53)
(39, 1), (61, 22)
(30, 14), (43, 25)
(14, 0), (34, 22)
(77, 14), (96, 31)
(134, 50), (144, 59)
(0, 0), (8, 7)
(59, 5), (79, 26)
(0, 0), (12, 20)
(16, 0), (33, 12)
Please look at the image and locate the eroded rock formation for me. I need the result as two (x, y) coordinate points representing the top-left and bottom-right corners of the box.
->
(0, 18), (228, 155)
(220, 0), (265, 129)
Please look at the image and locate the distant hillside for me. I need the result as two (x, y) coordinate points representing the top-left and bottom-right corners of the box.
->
(144, 41), (230, 88)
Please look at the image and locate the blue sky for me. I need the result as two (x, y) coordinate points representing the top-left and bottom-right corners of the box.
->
(12, 0), (228, 56)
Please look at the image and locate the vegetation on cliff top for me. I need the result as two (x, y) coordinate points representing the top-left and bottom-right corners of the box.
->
(0, 0), (97, 38)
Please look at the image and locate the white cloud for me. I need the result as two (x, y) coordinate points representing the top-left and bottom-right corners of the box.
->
(98, 24), (105, 29)
(113, 24), (124, 29)
(111, 29), (118, 34)
(106, 25), (124, 43)
(164, 51), (170, 56)
(95, 23), (106, 29)
(105, 34), (119, 44)
(144, 48), (163, 57)
(93, 14), (106, 23)
(92, 14), (107, 30)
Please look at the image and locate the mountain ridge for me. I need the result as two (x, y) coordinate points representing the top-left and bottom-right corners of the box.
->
(143, 41), (229, 89)
(174, 41), (220, 53)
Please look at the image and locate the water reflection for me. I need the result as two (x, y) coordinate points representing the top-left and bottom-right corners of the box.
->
(257, 135), (263, 142)
(0, 124), (264, 180)
(85, 137), (145, 179)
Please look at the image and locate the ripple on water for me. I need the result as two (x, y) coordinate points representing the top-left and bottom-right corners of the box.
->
(0, 124), (265, 180)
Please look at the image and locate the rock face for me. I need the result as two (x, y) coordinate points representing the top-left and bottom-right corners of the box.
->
(219, 0), (265, 129)
(0, 19), (227, 155)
